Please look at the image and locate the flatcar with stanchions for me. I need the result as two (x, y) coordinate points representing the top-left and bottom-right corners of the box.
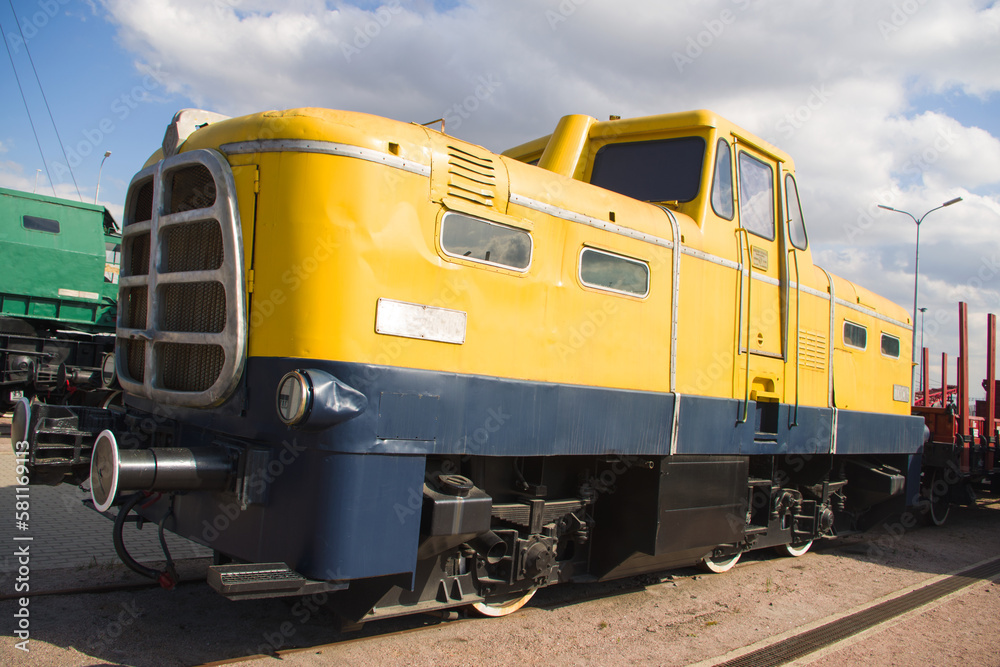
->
(14, 107), (949, 621)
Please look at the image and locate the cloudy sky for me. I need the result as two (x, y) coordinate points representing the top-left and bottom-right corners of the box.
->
(2, 0), (999, 398)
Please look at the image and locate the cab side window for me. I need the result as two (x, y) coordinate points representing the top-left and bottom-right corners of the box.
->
(738, 152), (774, 240)
(785, 174), (808, 250)
(711, 139), (734, 220)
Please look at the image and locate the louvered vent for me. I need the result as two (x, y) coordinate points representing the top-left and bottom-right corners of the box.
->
(446, 145), (497, 207)
(116, 149), (247, 407)
(798, 330), (827, 371)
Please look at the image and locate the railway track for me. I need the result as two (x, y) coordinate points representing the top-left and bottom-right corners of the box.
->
(190, 552), (1000, 667)
(0, 577), (205, 603)
(3, 499), (997, 666)
(702, 554), (1000, 667)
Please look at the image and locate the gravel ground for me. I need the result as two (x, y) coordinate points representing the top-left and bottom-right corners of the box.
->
(1, 415), (998, 667)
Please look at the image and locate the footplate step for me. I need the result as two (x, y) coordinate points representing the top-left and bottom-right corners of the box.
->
(207, 562), (347, 601)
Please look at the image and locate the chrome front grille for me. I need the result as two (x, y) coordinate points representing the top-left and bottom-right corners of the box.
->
(116, 148), (247, 407)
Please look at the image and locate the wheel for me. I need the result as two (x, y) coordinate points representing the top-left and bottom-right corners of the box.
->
(774, 540), (813, 557)
(698, 551), (741, 573)
(927, 471), (951, 527)
(469, 588), (536, 617)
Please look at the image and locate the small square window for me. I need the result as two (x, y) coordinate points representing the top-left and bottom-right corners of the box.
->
(23, 215), (60, 234)
(844, 321), (867, 350)
(579, 248), (649, 297)
(440, 212), (532, 271)
(881, 333), (900, 358)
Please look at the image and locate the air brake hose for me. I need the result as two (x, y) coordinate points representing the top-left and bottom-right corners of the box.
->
(112, 492), (178, 589)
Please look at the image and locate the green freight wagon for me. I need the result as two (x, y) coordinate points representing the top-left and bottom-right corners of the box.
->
(1, 186), (120, 413)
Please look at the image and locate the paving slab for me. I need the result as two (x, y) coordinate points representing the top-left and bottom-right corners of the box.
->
(0, 417), (211, 583)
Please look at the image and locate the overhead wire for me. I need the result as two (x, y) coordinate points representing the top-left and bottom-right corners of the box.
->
(0, 10), (55, 196)
(5, 0), (83, 201)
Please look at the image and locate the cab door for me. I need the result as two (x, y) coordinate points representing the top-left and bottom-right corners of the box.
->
(734, 142), (785, 402)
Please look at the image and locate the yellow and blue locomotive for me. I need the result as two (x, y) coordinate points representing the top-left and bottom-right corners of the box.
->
(15, 107), (923, 619)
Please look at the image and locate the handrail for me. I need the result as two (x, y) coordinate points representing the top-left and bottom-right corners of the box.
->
(736, 226), (753, 424)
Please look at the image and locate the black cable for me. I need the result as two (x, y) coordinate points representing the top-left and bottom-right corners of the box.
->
(0, 10), (54, 196)
(113, 492), (179, 588)
(113, 492), (162, 580)
(6, 0), (83, 201)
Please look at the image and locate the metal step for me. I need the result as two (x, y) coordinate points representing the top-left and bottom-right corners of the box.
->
(207, 562), (348, 601)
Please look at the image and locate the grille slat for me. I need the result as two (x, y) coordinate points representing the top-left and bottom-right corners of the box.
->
(447, 145), (497, 208)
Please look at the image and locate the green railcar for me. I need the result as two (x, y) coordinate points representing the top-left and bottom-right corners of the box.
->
(1, 186), (120, 412)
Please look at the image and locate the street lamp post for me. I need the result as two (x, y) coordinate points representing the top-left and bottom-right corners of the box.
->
(918, 306), (927, 397)
(877, 197), (963, 399)
(95, 151), (112, 204)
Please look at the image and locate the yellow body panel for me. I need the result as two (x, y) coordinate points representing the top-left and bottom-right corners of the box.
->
(170, 107), (912, 415)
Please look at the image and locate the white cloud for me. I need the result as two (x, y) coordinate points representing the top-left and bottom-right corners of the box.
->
(99, 0), (1000, 395)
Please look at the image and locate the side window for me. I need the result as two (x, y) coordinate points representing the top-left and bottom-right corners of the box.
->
(711, 139), (734, 220)
(440, 212), (532, 272)
(880, 333), (900, 358)
(738, 152), (775, 240)
(844, 321), (867, 350)
(579, 248), (649, 297)
(23, 215), (60, 234)
(785, 174), (808, 250)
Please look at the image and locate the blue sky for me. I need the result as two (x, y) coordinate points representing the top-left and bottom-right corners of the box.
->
(1, 1), (168, 206)
(2, 0), (999, 395)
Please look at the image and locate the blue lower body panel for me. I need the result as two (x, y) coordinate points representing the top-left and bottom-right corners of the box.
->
(170, 449), (424, 582)
(125, 357), (924, 581)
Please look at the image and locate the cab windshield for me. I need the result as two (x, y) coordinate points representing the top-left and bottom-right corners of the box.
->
(589, 136), (706, 203)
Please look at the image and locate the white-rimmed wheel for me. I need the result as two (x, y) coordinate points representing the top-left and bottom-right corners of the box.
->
(698, 551), (741, 574)
(927, 469), (951, 527)
(774, 540), (813, 557)
(469, 588), (537, 617)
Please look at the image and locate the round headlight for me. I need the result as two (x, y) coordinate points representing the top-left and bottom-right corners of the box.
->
(101, 352), (117, 388)
(276, 371), (310, 425)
